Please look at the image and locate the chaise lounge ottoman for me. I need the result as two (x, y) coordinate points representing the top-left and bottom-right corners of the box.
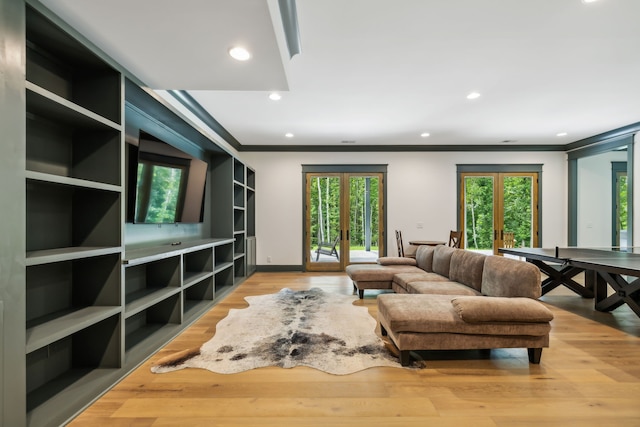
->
(378, 293), (553, 366)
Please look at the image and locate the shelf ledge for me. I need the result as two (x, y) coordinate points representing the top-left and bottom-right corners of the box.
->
(183, 271), (214, 289)
(26, 246), (122, 266)
(26, 81), (121, 130)
(125, 287), (181, 319)
(26, 306), (121, 353)
(26, 170), (122, 193)
(124, 238), (234, 266)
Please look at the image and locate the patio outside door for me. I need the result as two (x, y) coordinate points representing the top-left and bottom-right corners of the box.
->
(460, 172), (539, 255)
(305, 172), (384, 271)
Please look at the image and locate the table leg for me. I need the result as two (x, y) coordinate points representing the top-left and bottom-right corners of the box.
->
(529, 259), (593, 298)
(594, 272), (640, 317)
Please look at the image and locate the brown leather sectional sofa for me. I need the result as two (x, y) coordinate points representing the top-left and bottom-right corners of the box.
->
(346, 245), (553, 366)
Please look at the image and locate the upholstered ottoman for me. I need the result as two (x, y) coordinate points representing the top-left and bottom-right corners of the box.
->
(346, 261), (421, 298)
(377, 293), (553, 366)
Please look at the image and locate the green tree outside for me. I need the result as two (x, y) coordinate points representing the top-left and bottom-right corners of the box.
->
(136, 163), (183, 223)
(464, 176), (533, 250)
(309, 176), (379, 251)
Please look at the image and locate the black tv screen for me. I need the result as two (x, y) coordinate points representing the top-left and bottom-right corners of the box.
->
(129, 131), (207, 224)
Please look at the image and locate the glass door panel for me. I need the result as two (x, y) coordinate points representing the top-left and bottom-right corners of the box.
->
(461, 172), (538, 255)
(307, 174), (342, 270)
(463, 175), (496, 255)
(348, 175), (380, 263)
(502, 175), (535, 249)
(305, 171), (385, 271)
(615, 170), (628, 247)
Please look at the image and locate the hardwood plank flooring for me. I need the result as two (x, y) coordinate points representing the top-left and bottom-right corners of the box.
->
(68, 272), (640, 426)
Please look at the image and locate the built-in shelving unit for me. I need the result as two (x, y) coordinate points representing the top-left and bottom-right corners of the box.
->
(233, 158), (247, 279)
(6, 3), (256, 426)
(122, 239), (233, 365)
(211, 156), (256, 283)
(234, 160), (257, 278)
(24, 5), (124, 426)
(246, 168), (257, 275)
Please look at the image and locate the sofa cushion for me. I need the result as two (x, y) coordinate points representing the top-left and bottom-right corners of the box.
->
(407, 281), (482, 296)
(393, 272), (449, 290)
(377, 294), (550, 336)
(345, 264), (421, 282)
(448, 249), (486, 291)
(432, 245), (456, 277)
(481, 256), (542, 298)
(415, 245), (435, 272)
(377, 257), (417, 266)
(451, 296), (554, 323)
(355, 280), (394, 291)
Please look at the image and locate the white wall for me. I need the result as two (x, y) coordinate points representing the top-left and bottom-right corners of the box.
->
(241, 150), (567, 266)
(576, 150), (627, 247)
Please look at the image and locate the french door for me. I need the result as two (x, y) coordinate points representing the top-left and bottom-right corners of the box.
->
(460, 172), (539, 255)
(304, 172), (384, 271)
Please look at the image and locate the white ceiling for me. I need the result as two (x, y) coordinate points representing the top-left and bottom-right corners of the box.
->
(41, 0), (640, 147)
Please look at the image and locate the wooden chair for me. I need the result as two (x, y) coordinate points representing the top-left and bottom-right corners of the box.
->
(448, 230), (462, 248)
(395, 230), (404, 256)
(395, 230), (416, 258)
(503, 231), (515, 248)
(315, 235), (340, 261)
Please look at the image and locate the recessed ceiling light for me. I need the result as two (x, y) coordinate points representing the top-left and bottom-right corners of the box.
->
(582, 0), (598, 4)
(228, 46), (251, 61)
(285, 132), (294, 138)
(420, 132), (430, 138)
(269, 93), (282, 101)
(466, 91), (481, 100)
(557, 132), (568, 137)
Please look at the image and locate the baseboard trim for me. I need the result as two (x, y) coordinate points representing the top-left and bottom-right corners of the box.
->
(257, 265), (303, 272)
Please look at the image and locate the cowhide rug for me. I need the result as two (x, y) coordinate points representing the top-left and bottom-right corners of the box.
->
(151, 288), (402, 375)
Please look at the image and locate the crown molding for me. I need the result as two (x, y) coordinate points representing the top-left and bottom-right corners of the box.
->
(237, 144), (567, 152)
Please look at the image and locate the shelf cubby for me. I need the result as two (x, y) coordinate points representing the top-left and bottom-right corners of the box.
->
(234, 256), (246, 281)
(26, 180), (121, 253)
(247, 188), (255, 237)
(234, 208), (245, 233)
(215, 265), (234, 295)
(124, 256), (181, 318)
(26, 103), (121, 186)
(234, 233), (245, 255)
(233, 158), (245, 184)
(26, 314), (120, 413)
(124, 293), (181, 354)
(234, 182), (245, 208)
(26, 253), (121, 352)
(183, 247), (214, 288)
(26, 7), (121, 124)
(183, 277), (214, 319)
(246, 168), (255, 190)
(214, 242), (234, 272)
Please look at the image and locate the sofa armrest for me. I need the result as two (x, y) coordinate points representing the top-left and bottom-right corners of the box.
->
(451, 296), (553, 323)
(377, 257), (417, 266)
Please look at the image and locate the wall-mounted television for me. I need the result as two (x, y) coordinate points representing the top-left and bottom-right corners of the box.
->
(127, 130), (208, 224)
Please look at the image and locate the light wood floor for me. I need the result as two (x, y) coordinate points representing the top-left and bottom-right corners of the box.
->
(69, 272), (640, 427)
